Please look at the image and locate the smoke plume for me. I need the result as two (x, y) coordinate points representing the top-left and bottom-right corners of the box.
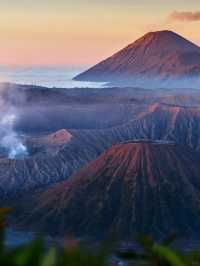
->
(0, 87), (28, 159)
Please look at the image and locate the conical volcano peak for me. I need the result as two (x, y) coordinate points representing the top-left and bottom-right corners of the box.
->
(128, 30), (200, 54)
(148, 30), (176, 35)
(135, 30), (179, 43)
(142, 30), (189, 40)
(22, 141), (200, 238)
(74, 30), (200, 88)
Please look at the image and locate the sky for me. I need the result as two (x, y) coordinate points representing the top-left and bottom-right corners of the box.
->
(0, 0), (200, 66)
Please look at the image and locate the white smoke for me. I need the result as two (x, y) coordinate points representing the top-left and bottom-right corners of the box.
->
(0, 88), (28, 159)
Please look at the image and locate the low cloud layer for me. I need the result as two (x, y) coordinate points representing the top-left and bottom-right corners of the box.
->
(169, 10), (200, 22)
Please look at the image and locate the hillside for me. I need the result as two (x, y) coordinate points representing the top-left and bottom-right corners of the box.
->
(16, 141), (200, 239)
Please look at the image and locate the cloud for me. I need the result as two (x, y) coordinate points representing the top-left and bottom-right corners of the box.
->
(169, 10), (200, 22)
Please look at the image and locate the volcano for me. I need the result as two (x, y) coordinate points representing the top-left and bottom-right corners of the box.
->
(18, 141), (200, 239)
(0, 129), (97, 200)
(74, 30), (200, 88)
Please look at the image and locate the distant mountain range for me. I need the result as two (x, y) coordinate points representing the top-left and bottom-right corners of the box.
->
(74, 30), (200, 88)
(16, 141), (200, 239)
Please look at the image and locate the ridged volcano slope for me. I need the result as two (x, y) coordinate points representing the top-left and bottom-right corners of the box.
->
(0, 129), (96, 199)
(75, 31), (200, 88)
(108, 103), (200, 149)
(18, 141), (200, 239)
(3, 102), (200, 200)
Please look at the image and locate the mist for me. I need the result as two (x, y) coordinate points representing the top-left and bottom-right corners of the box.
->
(0, 86), (28, 159)
(92, 75), (200, 90)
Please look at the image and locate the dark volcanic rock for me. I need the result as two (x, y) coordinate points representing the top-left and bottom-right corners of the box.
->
(70, 102), (200, 155)
(0, 129), (97, 199)
(17, 141), (200, 239)
(74, 31), (200, 88)
(108, 103), (200, 150)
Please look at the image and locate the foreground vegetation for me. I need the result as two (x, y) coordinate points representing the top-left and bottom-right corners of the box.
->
(1, 209), (200, 266)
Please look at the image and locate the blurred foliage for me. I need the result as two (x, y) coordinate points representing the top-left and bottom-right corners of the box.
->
(0, 209), (200, 266)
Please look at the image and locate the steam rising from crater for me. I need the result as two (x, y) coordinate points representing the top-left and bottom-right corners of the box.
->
(0, 88), (28, 159)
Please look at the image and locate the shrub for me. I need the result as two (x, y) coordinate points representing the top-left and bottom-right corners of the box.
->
(0, 209), (200, 266)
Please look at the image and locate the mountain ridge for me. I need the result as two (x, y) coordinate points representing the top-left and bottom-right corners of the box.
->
(74, 30), (200, 88)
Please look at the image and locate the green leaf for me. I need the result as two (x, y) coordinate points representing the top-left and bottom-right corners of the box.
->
(152, 244), (185, 266)
(40, 246), (56, 266)
(11, 236), (44, 266)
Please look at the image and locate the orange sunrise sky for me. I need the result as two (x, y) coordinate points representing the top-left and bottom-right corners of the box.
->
(0, 0), (200, 66)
